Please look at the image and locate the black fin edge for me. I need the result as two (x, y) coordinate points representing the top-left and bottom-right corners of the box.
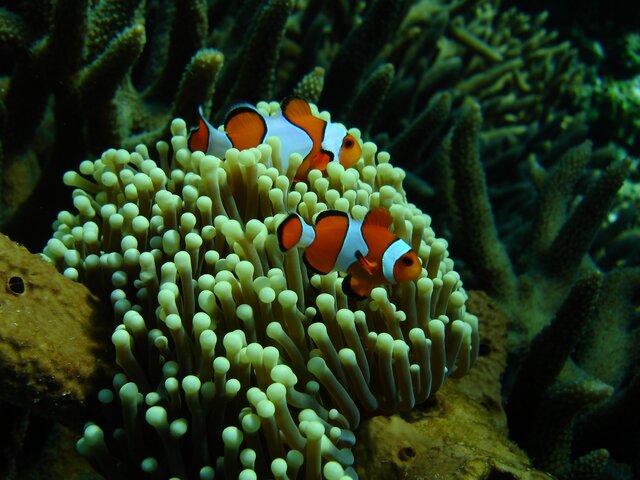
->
(302, 252), (330, 275)
(342, 275), (367, 301)
(277, 213), (300, 252)
(223, 105), (267, 134)
(315, 209), (349, 224)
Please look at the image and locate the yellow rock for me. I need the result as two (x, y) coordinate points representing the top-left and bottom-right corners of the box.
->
(0, 233), (112, 427)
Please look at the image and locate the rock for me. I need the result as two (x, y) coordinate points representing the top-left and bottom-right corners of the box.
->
(0, 233), (112, 427)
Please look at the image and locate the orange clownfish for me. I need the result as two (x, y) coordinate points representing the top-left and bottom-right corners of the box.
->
(188, 96), (362, 182)
(277, 208), (423, 299)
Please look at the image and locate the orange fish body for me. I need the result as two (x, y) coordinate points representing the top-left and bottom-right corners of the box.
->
(277, 208), (422, 299)
(188, 97), (362, 182)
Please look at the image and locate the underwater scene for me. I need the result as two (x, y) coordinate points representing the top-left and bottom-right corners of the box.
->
(0, 0), (638, 478)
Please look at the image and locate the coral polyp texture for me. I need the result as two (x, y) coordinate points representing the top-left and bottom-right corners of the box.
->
(42, 102), (479, 479)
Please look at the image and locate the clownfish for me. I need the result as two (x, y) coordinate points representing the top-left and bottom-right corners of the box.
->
(188, 96), (362, 182)
(277, 208), (422, 299)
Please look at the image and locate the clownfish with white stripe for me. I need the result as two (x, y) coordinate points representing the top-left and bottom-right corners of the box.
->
(277, 208), (422, 299)
(188, 96), (362, 182)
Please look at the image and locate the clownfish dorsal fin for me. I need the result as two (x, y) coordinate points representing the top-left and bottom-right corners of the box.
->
(224, 106), (267, 151)
(314, 208), (348, 224)
(281, 96), (327, 149)
(188, 106), (211, 152)
(363, 208), (393, 229)
(355, 250), (376, 276)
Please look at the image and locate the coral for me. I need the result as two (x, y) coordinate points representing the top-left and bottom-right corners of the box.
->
(445, 100), (517, 298)
(0, 0), (589, 247)
(0, 0), (222, 239)
(436, 97), (636, 477)
(574, 268), (640, 388)
(292, 67), (326, 105)
(579, 72), (640, 155)
(574, 372), (640, 478)
(569, 268), (640, 477)
(320, 0), (412, 112)
(354, 404), (549, 480)
(590, 161), (640, 271)
(505, 272), (620, 479)
(437, 81), (636, 480)
(42, 105), (479, 478)
(365, 5), (637, 473)
(509, 1), (640, 154)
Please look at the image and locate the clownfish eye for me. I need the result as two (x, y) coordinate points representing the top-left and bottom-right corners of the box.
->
(338, 134), (361, 168)
(401, 256), (413, 266)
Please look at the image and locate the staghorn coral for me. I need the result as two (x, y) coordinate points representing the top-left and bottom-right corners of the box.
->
(0, 0), (222, 236)
(42, 102), (479, 479)
(506, 0), (640, 154)
(0, 0), (589, 243)
(590, 159), (640, 271)
(437, 98), (637, 479)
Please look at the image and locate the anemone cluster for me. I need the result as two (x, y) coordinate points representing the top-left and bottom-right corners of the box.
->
(42, 103), (478, 479)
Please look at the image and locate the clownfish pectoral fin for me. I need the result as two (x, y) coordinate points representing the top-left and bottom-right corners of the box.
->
(188, 106), (212, 153)
(342, 275), (369, 300)
(311, 150), (333, 171)
(281, 96), (327, 150)
(277, 213), (303, 251)
(355, 250), (376, 276)
(363, 207), (393, 229)
(224, 106), (267, 151)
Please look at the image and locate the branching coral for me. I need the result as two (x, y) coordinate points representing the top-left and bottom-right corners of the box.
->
(42, 102), (479, 478)
(436, 90), (636, 480)
(0, 0), (588, 242)
(0, 0), (222, 237)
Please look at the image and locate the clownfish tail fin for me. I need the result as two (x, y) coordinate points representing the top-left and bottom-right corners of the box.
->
(277, 213), (315, 252)
(188, 106), (212, 153)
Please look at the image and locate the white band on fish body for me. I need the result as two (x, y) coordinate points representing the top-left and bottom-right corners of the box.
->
(208, 126), (233, 159)
(382, 239), (412, 284)
(322, 122), (347, 161)
(266, 114), (313, 171)
(298, 216), (316, 248)
(335, 218), (368, 272)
